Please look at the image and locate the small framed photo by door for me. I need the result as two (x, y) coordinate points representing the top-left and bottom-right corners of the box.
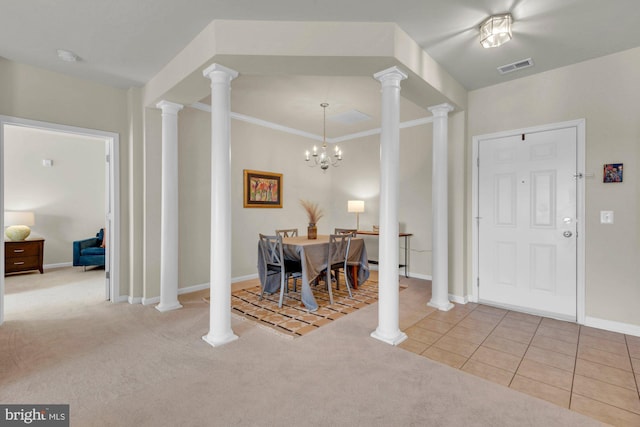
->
(603, 163), (623, 183)
(243, 169), (283, 208)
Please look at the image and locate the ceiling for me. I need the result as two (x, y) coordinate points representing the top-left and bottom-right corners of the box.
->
(2, 0), (640, 134)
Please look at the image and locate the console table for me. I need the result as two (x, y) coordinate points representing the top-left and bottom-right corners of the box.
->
(356, 231), (412, 277)
(5, 238), (45, 275)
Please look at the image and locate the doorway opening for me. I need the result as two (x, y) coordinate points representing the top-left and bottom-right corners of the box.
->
(0, 116), (120, 324)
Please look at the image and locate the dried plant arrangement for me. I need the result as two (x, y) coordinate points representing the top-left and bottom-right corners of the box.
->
(299, 199), (324, 225)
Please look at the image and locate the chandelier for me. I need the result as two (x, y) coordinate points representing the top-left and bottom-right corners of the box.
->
(305, 103), (342, 171)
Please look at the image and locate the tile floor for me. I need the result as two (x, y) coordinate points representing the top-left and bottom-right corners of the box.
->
(400, 302), (640, 426)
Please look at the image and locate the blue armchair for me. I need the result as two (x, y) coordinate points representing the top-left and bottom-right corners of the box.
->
(73, 229), (105, 270)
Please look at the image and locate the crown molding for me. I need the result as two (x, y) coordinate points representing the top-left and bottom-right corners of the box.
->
(189, 102), (432, 144)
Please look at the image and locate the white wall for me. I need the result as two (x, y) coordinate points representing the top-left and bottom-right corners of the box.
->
(4, 126), (104, 265)
(143, 107), (162, 300)
(329, 124), (436, 279)
(468, 46), (640, 327)
(230, 117), (334, 278)
(0, 58), (131, 295)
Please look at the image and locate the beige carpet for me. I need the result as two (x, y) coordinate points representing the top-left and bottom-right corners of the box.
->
(0, 267), (601, 426)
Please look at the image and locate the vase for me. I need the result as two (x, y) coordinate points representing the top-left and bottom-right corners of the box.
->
(307, 223), (317, 239)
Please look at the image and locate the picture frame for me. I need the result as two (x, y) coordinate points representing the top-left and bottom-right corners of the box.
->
(603, 163), (623, 183)
(243, 169), (283, 208)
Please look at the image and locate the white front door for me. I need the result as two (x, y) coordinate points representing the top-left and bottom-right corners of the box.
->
(478, 127), (578, 320)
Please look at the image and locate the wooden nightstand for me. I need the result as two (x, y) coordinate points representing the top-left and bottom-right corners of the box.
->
(5, 238), (45, 275)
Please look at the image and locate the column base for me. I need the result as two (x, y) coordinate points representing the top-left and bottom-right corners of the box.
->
(427, 299), (455, 312)
(202, 332), (238, 348)
(155, 302), (183, 312)
(370, 329), (408, 346)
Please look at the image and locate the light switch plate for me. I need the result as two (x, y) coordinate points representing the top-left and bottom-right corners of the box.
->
(600, 211), (614, 224)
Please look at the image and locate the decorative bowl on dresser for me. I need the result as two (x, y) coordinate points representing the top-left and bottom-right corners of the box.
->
(5, 238), (45, 275)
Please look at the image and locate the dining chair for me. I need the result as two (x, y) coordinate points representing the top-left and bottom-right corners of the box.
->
(334, 228), (357, 237)
(325, 233), (354, 305)
(275, 228), (298, 237)
(258, 234), (303, 307)
(275, 229), (300, 291)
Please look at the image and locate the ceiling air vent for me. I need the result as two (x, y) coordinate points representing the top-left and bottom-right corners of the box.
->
(497, 58), (534, 74)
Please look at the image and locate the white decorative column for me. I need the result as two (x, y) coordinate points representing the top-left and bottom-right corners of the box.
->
(428, 103), (455, 311)
(156, 100), (183, 312)
(371, 66), (408, 346)
(202, 63), (238, 347)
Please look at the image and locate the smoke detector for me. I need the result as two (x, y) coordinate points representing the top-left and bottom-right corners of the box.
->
(57, 49), (80, 62)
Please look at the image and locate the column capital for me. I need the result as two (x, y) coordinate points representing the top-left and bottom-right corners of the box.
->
(428, 103), (455, 117)
(202, 63), (239, 81)
(156, 100), (184, 115)
(373, 66), (408, 84)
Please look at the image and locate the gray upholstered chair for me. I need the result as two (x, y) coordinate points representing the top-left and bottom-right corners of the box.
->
(334, 228), (357, 236)
(275, 228), (298, 237)
(333, 230), (360, 289)
(258, 234), (302, 307)
(275, 229), (301, 290)
(325, 233), (354, 305)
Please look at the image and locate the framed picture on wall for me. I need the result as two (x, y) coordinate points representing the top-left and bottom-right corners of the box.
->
(243, 169), (283, 208)
(603, 163), (623, 183)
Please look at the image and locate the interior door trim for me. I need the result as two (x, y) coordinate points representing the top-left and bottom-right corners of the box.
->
(0, 115), (120, 325)
(471, 119), (586, 324)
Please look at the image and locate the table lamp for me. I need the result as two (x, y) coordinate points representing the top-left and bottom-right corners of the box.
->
(4, 211), (35, 241)
(347, 200), (364, 231)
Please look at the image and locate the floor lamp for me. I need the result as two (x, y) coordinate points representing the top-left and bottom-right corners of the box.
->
(347, 200), (364, 231)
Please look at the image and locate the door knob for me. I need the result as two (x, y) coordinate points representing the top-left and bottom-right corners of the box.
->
(563, 231), (573, 238)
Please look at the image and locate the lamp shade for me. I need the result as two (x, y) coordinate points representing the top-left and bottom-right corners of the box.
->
(4, 211), (35, 241)
(347, 200), (364, 213)
(4, 211), (35, 227)
(480, 14), (512, 48)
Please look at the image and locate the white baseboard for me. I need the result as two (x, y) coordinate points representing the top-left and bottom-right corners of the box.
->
(141, 282), (208, 305)
(178, 282), (209, 294)
(140, 277), (257, 306)
(585, 316), (640, 338)
(142, 296), (160, 306)
(408, 272), (432, 281)
(44, 262), (72, 270)
(127, 296), (142, 304)
(232, 273), (258, 283)
(368, 265), (432, 281)
(399, 272), (467, 305)
(449, 294), (469, 305)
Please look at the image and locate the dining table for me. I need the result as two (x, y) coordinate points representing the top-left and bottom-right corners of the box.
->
(257, 234), (370, 312)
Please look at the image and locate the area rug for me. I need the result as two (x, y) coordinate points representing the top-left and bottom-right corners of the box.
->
(229, 276), (383, 338)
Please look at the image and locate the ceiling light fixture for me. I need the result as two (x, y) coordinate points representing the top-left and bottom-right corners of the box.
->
(305, 103), (342, 171)
(480, 14), (512, 48)
(57, 49), (80, 62)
